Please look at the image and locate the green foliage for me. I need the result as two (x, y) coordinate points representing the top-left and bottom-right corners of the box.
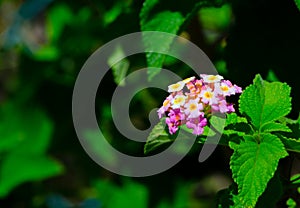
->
(144, 118), (173, 154)
(0, 154), (62, 197)
(1, 0), (299, 206)
(147, 74), (298, 207)
(229, 134), (288, 207)
(0, 103), (63, 197)
(108, 45), (130, 86)
(239, 74), (291, 130)
(255, 172), (283, 208)
(94, 179), (148, 208)
(198, 4), (232, 31)
(227, 75), (293, 207)
(140, 0), (226, 80)
(295, 0), (300, 12)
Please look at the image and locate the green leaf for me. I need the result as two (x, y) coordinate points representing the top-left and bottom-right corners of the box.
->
(225, 113), (248, 126)
(278, 136), (300, 153)
(216, 184), (238, 208)
(261, 122), (292, 133)
(0, 153), (63, 197)
(46, 4), (73, 43)
(287, 198), (297, 208)
(199, 4), (232, 31)
(103, 2), (124, 26)
(141, 11), (184, 80)
(229, 133), (288, 207)
(0, 104), (53, 155)
(12, 110), (53, 155)
(255, 172), (283, 208)
(108, 45), (130, 86)
(223, 113), (252, 137)
(140, 0), (226, 80)
(294, 0), (300, 12)
(239, 74), (292, 130)
(144, 118), (173, 154)
(94, 179), (148, 208)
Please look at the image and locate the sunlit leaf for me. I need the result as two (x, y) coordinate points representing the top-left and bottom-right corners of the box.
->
(229, 133), (288, 207)
(239, 74), (292, 129)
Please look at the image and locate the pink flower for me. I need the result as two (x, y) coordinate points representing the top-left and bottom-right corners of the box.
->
(184, 99), (203, 118)
(186, 116), (207, 135)
(234, 85), (242, 93)
(212, 99), (231, 113)
(215, 81), (236, 96)
(200, 74), (223, 83)
(199, 87), (218, 105)
(157, 95), (173, 118)
(157, 75), (242, 135)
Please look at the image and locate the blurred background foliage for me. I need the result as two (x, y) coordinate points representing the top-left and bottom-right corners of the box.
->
(0, 0), (299, 207)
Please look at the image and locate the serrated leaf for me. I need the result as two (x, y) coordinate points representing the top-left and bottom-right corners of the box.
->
(261, 122), (292, 133)
(230, 133), (288, 207)
(0, 153), (63, 197)
(255, 172), (283, 208)
(278, 136), (300, 153)
(144, 118), (172, 154)
(239, 74), (291, 129)
(223, 113), (252, 138)
(225, 113), (248, 126)
(216, 184), (238, 208)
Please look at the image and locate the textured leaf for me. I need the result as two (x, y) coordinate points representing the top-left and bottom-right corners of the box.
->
(216, 184), (238, 208)
(261, 122), (292, 133)
(229, 133), (288, 207)
(223, 113), (252, 137)
(255, 172), (283, 208)
(225, 113), (248, 126)
(239, 74), (291, 129)
(278, 136), (300, 153)
(0, 153), (63, 197)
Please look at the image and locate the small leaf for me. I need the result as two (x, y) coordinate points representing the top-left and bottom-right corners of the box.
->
(239, 74), (292, 129)
(225, 113), (248, 126)
(140, 0), (226, 80)
(224, 113), (252, 137)
(278, 136), (300, 153)
(0, 153), (63, 197)
(230, 133), (288, 207)
(108, 45), (130, 86)
(144, 118), (172, 154)
(287, 198), (297, 208)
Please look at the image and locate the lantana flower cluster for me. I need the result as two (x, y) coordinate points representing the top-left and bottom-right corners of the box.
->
(157, 74), (242, 135)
